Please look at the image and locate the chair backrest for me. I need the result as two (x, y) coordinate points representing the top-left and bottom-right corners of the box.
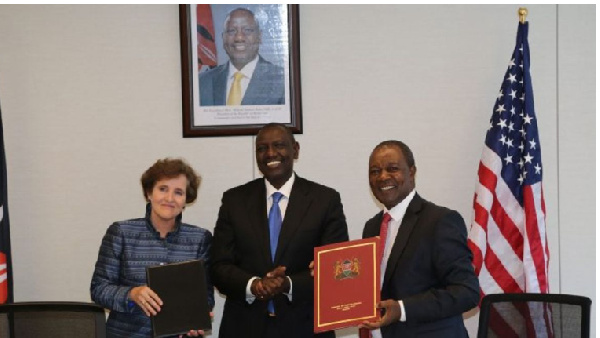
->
(477, 293), (592, 338)
(0, 302), (106, 338)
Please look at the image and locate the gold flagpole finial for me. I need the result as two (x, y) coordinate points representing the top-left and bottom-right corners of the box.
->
(518, 7), (528, 24)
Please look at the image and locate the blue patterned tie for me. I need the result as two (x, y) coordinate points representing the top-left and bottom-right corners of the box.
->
(267, 192), (283, 314)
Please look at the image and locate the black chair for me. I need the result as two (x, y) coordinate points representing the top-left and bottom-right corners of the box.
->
(0, 301), (106, 338)
(477, 293), (592, 338)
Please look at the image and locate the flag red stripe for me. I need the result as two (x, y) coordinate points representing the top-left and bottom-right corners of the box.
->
(489, 305), (519, 338)
(470, 192), (485, 274)
(514, 301), (537, 337)
(478, 162), (524, 258)
(0, 252), (6, 303)
(468, 239), (483, 275)
(484, 243), (523, 293)
(478, 161), (524, 259)
(473, 197), (489, 233)
(523, 185), (548, 293)
(541, 186), (546, 215)
(490, 196), (523, 259)
(478, 162), (497, 192)
(541, 186), (550, 279)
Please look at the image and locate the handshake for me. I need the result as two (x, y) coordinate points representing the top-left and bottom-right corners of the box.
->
(250, 266), (290, 300)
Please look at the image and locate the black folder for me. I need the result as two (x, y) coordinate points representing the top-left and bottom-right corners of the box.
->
(146, 259), (211, 338)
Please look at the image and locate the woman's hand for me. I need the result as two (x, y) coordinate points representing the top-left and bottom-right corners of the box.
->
(180, 329), (205, 337)
(178, 312), (214, 337)
(129, 286), (163, 316)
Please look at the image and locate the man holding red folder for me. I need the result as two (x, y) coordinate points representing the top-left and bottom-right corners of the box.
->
(359, 140), (479, 338)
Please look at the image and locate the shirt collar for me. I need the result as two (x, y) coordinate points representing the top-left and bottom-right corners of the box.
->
(228, 55), (259, 79)
(265, 172), (295, 199)
(384, 189), (416, 221)
(144, 202), (182, 236)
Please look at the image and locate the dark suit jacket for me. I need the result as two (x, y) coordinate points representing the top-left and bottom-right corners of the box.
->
(199, 56), (285, 106)
(363, 194), (479, 338)
(211, 176), (349, 338)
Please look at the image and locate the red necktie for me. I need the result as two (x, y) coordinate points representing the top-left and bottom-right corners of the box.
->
(378, 213), (392, 263)
(359, 212), (392, 338)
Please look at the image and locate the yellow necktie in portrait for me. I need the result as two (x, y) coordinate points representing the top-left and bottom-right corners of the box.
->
(227, 72), (244, 105)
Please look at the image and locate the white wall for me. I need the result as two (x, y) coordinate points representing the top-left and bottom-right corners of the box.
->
(0, 4), (594, 337)
(556, 3), (596, 332)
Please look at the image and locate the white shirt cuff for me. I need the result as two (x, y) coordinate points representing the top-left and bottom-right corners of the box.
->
(245, 276), (293, 303)
(399, 300), (406, 322)
(284, 276), (293, 301)
(245, 277), (260, 304)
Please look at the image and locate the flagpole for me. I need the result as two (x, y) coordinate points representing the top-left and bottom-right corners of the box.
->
(519, 7), (528, 23)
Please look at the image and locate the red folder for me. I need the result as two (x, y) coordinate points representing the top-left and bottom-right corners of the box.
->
(313, 237), (381, 332)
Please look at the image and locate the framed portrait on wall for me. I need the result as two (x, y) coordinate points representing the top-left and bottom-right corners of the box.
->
(179, 4), (302, 137)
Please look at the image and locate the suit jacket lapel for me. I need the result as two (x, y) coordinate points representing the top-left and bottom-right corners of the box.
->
(274, 176), (311, 264)
(243, 57), (266, 105)
(215, 63), (229, 105)
(243, 56), (281, 105)
(367, 212), (384, 238)
(383, 194), (423, 288)
(246, 180), (272, 264)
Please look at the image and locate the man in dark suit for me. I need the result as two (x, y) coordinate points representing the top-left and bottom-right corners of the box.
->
(210, 123), (349, 338)
(199, 8), (285, 106)
(360, 140), (479, 338)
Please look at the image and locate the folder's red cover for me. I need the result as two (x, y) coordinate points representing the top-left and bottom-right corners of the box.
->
(313, 237), (381, 333)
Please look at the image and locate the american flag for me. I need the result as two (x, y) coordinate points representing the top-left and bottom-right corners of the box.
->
(467, 21), (549, 300)
(0, 94), (13, 304)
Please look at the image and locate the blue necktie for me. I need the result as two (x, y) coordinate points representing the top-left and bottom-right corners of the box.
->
(269, 192), (283, 262)
(267, 192), (283, 314)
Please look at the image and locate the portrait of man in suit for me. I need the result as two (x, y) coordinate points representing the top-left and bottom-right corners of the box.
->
(359, 140), (479, 338)
(210, 123), (349, 338)
(199, 7), (285, 106)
